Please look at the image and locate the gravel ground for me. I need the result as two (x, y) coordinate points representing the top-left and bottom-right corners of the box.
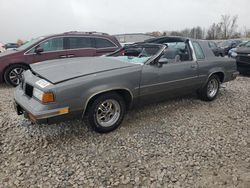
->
(0, 76), (250, 188)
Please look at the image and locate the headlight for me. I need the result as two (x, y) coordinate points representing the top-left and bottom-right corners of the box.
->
(231, 52), (237, 57)
(33, 88), (55, 103)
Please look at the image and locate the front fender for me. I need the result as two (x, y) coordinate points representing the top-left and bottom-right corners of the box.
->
(82, 86), (134, 114)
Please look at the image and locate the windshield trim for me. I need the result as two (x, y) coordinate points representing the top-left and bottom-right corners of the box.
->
(144, 45), (166, 65)
(106, 43), (166, 65)
(17, 37), (44, 51)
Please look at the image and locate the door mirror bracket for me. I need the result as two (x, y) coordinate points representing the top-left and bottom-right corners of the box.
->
(158, 58), (169, 65)
(35, 47), (44, 54)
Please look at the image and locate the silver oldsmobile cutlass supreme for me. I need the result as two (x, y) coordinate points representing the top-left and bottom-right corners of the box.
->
(14, 37), (239, 133)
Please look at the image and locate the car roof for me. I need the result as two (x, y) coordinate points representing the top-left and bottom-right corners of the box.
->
(145, 36), (190, 43)
(125, 42), (166, 48)
(41, 31), (114, 39)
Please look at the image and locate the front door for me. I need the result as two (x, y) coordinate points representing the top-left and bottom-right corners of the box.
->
(26, 37), (67, 64)
(140, 60), (199, 98)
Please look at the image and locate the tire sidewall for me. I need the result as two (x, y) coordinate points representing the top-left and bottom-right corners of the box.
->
(88, 93), (126, 133)
(4, 64), (29, 87)
(205, 75), (220, 101)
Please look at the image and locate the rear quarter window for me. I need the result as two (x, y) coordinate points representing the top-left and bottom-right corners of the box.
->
(94, 38), (116, 48)
(193, 42), (205, 60)
(67, 37), (93, 49)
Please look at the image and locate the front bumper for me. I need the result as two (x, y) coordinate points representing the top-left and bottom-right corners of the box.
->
(14, 86), (81, 124)
(236, 55), (250, 71)
(237, 61), (250, 73)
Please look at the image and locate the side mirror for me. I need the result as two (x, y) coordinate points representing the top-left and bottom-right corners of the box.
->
(158, 58), (169, 65)
(35, 47), (44, 54)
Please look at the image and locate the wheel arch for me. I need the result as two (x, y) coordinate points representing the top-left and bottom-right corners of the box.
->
(205, 66), (225, 83)
(2, 62), (30, 81)
(209, 71), (225, 83)
(83, 88), (133, 116)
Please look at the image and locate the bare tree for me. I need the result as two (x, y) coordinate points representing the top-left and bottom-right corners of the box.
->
(243, 27), (250, 38)
(147, 14), (241, 40)
(221, 15), (238, 39)
(148, 31), (162, 37)
(169, 31), (183, 37)
(16, 39), (24, 47)
(206, 23), (223, 40)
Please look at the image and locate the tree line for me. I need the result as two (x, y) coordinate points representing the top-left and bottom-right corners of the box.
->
(147, 15), (250, 40)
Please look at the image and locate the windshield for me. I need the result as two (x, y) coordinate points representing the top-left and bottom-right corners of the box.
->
(107, 44), (163, 64)
(163, 42), (186, 50)
(17, 37), (44, 51)
(245, 41), (250, 48)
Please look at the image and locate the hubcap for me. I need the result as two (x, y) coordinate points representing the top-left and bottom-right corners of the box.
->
(9, 68), (25, 85)
(207, 79), (219, 98)
(96, 99), (121, 127)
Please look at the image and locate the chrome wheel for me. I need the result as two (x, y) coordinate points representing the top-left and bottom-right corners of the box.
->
(96, 99), (121, 127)
(207, 78), (219, 98)
(9, 68), (25, 85)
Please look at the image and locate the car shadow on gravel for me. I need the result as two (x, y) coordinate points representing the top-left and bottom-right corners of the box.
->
(19, 93), (201, 140)
(17, 87), (233, 147)
(0, 83), (13, 88)
(239, 72), (250, 77)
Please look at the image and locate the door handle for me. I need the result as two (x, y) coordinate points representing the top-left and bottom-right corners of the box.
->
(67, 54), (75, 58)
(59, 55), (67, 58)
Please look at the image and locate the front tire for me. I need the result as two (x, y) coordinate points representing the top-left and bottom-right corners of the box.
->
(4, 64), (29, 87)
(87, 92), (126, 133)
(199, 75), (220, 101)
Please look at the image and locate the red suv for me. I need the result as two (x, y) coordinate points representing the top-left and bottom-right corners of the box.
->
(0, 31), (121, 86)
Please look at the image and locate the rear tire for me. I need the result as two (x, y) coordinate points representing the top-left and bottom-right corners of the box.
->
(86, 92), (126, 133)
(199, 75), (220, 101)
(4, 64), (29, 87)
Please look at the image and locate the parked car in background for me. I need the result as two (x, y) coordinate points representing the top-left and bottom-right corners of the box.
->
(14, 37), (238, 133)
(0, 42), (5, 53)
(228, 41), (249, 58)
(4, 43), (19, 50)
(235, 41), (250, 74)
(0, 31), (121, 86)
(218, 39), (242, 55)
(114, 33), (155, 46)
(208, 41), (225, 57)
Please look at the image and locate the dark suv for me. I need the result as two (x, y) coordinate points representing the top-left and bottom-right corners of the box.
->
(208, 41), (225, 57)
(0, 31), (121, 86)
(218, 39), (242, 55)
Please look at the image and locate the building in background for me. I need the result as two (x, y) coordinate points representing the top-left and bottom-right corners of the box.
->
(114, 33), (155, 46)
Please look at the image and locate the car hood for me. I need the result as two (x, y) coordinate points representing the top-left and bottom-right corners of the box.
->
(236, 47), (250, 54)
(30, 57), (141, 84)
(0, 49), (18, 58)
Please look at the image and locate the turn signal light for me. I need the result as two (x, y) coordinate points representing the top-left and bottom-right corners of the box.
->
(42, 92), (55, 103)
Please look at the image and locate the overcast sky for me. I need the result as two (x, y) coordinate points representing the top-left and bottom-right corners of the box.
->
(0, 0), (249, 42)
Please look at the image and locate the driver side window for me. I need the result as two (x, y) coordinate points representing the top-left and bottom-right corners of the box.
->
(39, 38), (63, 52)
(28, 38), (64, 54)
(159, 48), (181, 64)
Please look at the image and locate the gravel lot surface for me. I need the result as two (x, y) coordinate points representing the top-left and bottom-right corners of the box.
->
(0, 76), (250, 188)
